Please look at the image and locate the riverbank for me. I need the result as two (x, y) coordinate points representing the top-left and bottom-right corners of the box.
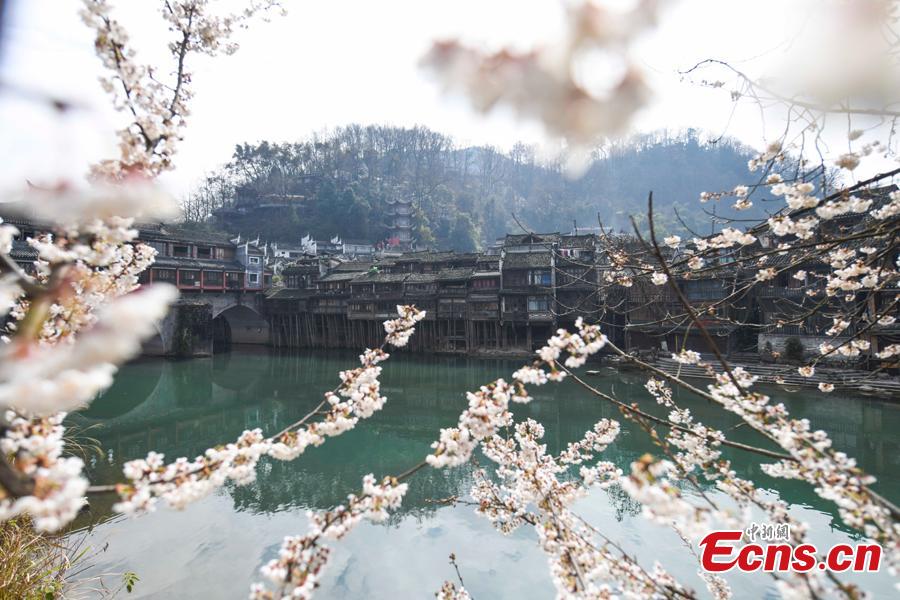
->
(0, 517), (70, 599)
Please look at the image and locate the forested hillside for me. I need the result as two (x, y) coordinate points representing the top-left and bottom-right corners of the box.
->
(182, 125), (779, 249)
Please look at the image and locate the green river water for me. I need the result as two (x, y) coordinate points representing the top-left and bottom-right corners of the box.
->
(68, 348), (899, 599)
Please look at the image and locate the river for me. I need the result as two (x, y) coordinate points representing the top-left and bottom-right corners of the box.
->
(67, 348), (899, 598)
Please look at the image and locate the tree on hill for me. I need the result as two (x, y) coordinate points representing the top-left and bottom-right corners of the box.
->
(183, 125), (771, 249)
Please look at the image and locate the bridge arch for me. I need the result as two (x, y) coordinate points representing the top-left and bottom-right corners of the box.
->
(213, 304), (269, 351)
(141, 323), (168, 356)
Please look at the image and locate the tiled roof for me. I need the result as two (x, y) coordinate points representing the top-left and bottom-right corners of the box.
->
(0, 206), (52, 231)
(442, 253), (479, 268)
(139, 224), (235, 245)
(502, 252), (552, 269)
(405, 273), (438, 283)
(153, 256), (245, 271)
(282, 262), (320, 275)
(450, 252), (480, 262)
(319, 272), (362, 282)
(436, 267), (474, 281)
(559, 234), (597, 249)
(333, 260), (375, 272)
(267, 288), (314, 299)
(395, 251), (457, 263)
(504, 232), (560, 246)
(352, 272), (409, 283)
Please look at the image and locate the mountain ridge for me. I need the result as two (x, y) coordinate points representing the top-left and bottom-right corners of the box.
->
(181, 125), (776, 250)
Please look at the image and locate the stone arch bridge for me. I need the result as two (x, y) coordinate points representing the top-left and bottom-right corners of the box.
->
(144, 291), (270, 357)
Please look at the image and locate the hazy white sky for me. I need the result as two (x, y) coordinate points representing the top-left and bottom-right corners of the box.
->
(0, 0), (799, 196)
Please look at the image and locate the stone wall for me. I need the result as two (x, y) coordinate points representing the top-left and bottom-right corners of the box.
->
(172, 303), (214, 357)
(758, 333), (850, 362)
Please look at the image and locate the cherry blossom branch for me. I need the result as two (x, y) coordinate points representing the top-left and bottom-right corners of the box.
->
(555, 360), (795, 462)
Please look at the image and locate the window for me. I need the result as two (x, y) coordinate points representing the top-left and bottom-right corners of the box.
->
(180, 270), (200, 286)
(173, 245), (190, 257)
(503, 297), (526, 312)
(196, 246), (212, 259)
(527, 296), (549, 312)
(249, 273), (259, 284)
(226, 272), (243, 288)
(203, 271), (223, 286)
(147, 241), (167, 255)
(684, 279), (724, 300)
(529, 270), (552, 286)
(472, 277), (498, 289)
(249, 256), (260, 265)
(152, 268), (176, 282)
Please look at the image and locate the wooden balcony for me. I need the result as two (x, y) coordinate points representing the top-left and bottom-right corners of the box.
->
(437, 288), (467, 298)
(755, 286), (807, 300)
(501, 284), (553, 294)
(317, 288), (350, 297)
(502, 309), (528, 322)
(350, 290), (376, 301)
(404, 289), (437, 300)
(528, 311), (554, 322)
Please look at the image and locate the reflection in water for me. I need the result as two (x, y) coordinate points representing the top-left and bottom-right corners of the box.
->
(68, 349), (899, 599)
